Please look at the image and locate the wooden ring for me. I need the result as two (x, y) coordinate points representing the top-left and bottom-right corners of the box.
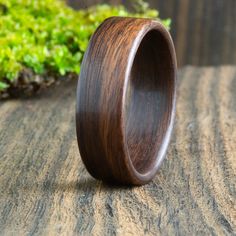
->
(76, 17), (177, 185)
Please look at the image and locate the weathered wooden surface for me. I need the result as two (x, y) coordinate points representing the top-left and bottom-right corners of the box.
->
(68, 0), (236, 67)
(0, 66), (235, 235)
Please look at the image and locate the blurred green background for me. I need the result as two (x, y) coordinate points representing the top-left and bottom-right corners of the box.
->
(1, 0), (235, 97)
(68, 0), (236, 67)
(0, 0), (169, 97)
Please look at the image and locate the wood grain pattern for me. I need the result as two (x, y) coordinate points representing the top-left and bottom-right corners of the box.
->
(76, 17), (177, 185)
(68, 0), (236, 67)
(0, 66), (235, 235)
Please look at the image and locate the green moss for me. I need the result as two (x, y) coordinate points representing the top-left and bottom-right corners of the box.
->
(0, 0), (170, 97)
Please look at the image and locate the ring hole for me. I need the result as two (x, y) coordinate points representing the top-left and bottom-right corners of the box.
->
(125, 29), (175, 175)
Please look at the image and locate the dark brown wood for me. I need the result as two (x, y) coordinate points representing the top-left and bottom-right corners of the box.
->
(76, 17), (177, 185)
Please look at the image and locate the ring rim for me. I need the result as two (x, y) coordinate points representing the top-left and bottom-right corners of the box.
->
(121, 22), (177, 184)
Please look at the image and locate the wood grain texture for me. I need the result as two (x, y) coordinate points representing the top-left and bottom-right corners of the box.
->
(0, 66), (235, 235)
(76, 17), (177, 185)
(68, 0), (236, 67)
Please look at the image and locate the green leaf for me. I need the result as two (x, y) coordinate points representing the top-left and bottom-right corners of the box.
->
(0, 81), (9, 90)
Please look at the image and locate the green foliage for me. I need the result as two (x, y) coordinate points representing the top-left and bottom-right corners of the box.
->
(0, 0), (171, 95)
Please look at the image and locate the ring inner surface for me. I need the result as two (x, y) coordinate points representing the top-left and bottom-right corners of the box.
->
(125, 29), (174, 175)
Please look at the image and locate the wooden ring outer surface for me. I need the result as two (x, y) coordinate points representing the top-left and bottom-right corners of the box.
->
(76, 17), (177, 185)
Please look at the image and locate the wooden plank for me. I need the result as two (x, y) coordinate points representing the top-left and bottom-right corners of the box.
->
(68, 0), (236, 67)
(0, 66), (235, 235)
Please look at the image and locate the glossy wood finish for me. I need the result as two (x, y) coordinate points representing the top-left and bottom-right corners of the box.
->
(0, 67), (236, 235)
(76, 17), (177, 185)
